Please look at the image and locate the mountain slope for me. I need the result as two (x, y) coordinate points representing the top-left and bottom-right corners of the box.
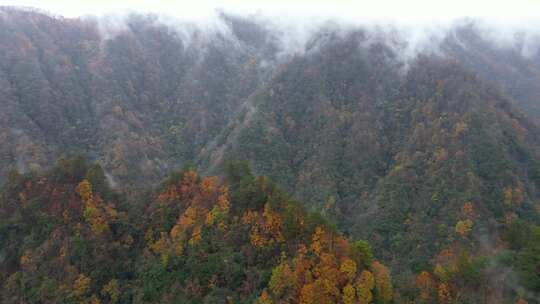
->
(0, 8), (279, 184)
(1, 7), (540, 302)
(441, 21), (540, 120)
(0, 158), (390, 303)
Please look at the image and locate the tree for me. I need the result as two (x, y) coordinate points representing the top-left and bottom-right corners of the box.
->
(269, 261), (296, 297)
(76, 179), (93, 201)
(416, 271), (435, 300)
(356, 270), (375, 304)
(310, 226), (326, 256)
(224, 160), (253, 187)
(462, 202), (475, 218)
(74, 274), (91, 297)
(351, 240), (373, 267)
(339, 258), (357, 282)
(299, 279), (337, 304)
(372, 261), (393, 303)
(437, 283), (452, 304)
(101, 279), (120, 304)
(504, 187), (513, 205)
(256, 290), (273, 304)
(434, 264), (448, 282)
(342, 283), (356, 304)
(86, 164), (108, 197)
(455, 219), (473, 237)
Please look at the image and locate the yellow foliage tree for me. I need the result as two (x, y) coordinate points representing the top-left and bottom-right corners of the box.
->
(342, 283), (357, 304)
(455, 219), (473, 237)
(217, 186), (230, 212)
(179, 206), (197, 228)
(188, 225), (202, 246)
(434, 264), (448, 282)
(246, 204), (284, 248)
(372, 261), (393, 303)
(356, 270), (375, 304)
(150, 232), (175, 262)
(310, 226), (325, 256)
(453, 121), (468, 137)
(76, 179), (93, 201)
(269, 261), (296, 297)
(314, 253), (340, 284)
(205, 209), (215, 226)
(74, 273), (91, 297)
(83, 196), (110, 235)
(339, 258), (357, 282)
(504, 187), (513, 205)
(299, 279), (337, 304)
(76, 178), (118, 236)
(262, 203), (285, 243)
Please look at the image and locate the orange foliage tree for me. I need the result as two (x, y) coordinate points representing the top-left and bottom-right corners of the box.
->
(263, 225), (392, 304)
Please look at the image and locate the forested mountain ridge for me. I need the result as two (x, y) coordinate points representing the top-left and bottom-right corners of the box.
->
(212, 33), (540, 301)
(441, 23), (540, 118)
(0, 7), (280, 185)
(1, 7), (539, 187)
(0, 158), (392, 303)
(1, 6), (540, 303)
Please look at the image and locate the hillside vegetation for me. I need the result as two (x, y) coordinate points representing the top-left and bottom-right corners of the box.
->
(1, 7), (540, 303)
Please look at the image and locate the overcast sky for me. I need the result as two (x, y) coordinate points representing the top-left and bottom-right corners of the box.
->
(2, 0), (540, 23)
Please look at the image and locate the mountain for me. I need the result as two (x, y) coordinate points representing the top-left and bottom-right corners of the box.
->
(0, 7), (280, 184)
(441, 22), (540, 119)
(209, 28), (540, 300)
(1, 7), (540, 303)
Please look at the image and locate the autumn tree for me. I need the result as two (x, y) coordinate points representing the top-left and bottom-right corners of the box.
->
(372, 261), (393, 303)
(438, 283), (452, 304)
(416, 271), (435, 300)
(269, 260), (296, 299)
(356, 270), (375, 304)
(455, 219), (473, 237)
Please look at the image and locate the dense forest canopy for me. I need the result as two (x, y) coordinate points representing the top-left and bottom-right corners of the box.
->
(0, 6), (540, 303)
(1, 157), (394, 303)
